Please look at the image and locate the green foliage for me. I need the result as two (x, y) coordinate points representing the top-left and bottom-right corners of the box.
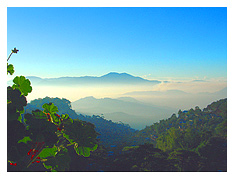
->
(196, 137), (227, 171)
(38, 147), (57, 158)
(7, 48), (98, 172)
(18, 137), (32, 144)
(78, 114), (136, 150)
(25, 112), (58, 147)
(135, 98), (227, 151)
(214, 119), (227, 138)
(7, 86), (27, 122)
(42, 103), (59, 114)
(62, 120), (98, 157)
(27, 97), (78, 119)
(74, 144), (98, 157)
(12, 76), (32, 96)
(122, 145), (139, 152)
(168, 149), (202, 172)
(109, 143), (174, 171)
(39, 147), (71, 171)
(7, 63), (14, 75)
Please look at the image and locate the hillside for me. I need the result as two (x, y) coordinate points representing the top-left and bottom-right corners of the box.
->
(132, 98), (227, 152)
(72, 96), (176, 129)
(104, 98), (227, 172)
(123, 88), (227, 110)
(77, 114), (136, 151)
(23, 97), (136, 150)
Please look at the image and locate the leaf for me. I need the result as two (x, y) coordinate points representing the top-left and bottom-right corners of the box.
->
(61, 114), (73, 123)
(38, 147), (57, 159)
(18, 136), (32, 144)
(7, 63), (14, 75)
(74, 143), (98, 157)
(51, 113), (60, 124)
(42, 103), (58, 114)
(12, 76), (32, 96)
(62, 120), (98, 157)
(42, 147), (71, 171)
(17, 109), (25, 122)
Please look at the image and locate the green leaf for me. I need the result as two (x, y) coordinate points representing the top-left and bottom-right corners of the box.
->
(74, 143), (98, 157)
(18, 136), (32, 144)
(62, 120), (98, 157)
(7, 63), (14, 75)
(42, 147), (71, 171)
(61, 114), (73, 123)
(17, 109), (25, 122)
(38, 147), (57, 159)
(51, 113), (60, 124)
(42, 103), (58, 114)
(12, 76), (32, 96)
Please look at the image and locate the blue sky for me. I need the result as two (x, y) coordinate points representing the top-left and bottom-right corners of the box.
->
(7, 7), (227, 80)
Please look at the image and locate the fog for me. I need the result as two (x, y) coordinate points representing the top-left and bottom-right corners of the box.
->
(26, 79), (227, 111)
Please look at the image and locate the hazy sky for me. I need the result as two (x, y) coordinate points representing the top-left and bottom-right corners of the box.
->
(7, 7), (227, 81)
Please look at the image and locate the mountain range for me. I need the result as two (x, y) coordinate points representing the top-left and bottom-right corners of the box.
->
(71, 96), (176, 129)
(123, 87), (227, 110)
(22, 72), (161, 86)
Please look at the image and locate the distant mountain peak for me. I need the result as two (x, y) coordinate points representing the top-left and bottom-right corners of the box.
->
(101, 72), (134, 78)
(22, 72), (161, 86)
(81, 96), (96, 100)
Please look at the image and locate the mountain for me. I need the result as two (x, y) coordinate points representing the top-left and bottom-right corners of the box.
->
(71, 96), (176, 129)
(77, 114), (136, 150)
(23, 97), (136, 150)
(122, 88), (227, 110)
(24, 72), (161, 86)
(124, 89), (188, 96)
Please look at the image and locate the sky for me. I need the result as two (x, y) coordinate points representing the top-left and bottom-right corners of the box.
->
(7, 7), (227, 81)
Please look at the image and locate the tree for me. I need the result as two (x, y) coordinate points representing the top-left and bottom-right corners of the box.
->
(168, 149), (202, 171)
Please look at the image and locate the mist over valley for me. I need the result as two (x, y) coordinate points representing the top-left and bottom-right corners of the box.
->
(10, 72), (227, 130)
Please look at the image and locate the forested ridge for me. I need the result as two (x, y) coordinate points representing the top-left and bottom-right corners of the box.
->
(23, 97), (227, 172)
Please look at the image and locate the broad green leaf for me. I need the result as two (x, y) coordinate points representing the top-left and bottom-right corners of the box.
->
(62, 120), (98, 157)
(42, 103), (58, 114)
(74, 144), (90, 157)
(7, 63), (14, 75)
(42, 147), (71, 171)
(74, 143), (98, 157)
(18, 136), (32, 144)
(38, 147), (57, 159)
(51, 113), (60, 124)
(12, 76), (32, 96)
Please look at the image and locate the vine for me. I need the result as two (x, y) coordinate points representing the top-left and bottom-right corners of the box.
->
(7, 48), (98, 171)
